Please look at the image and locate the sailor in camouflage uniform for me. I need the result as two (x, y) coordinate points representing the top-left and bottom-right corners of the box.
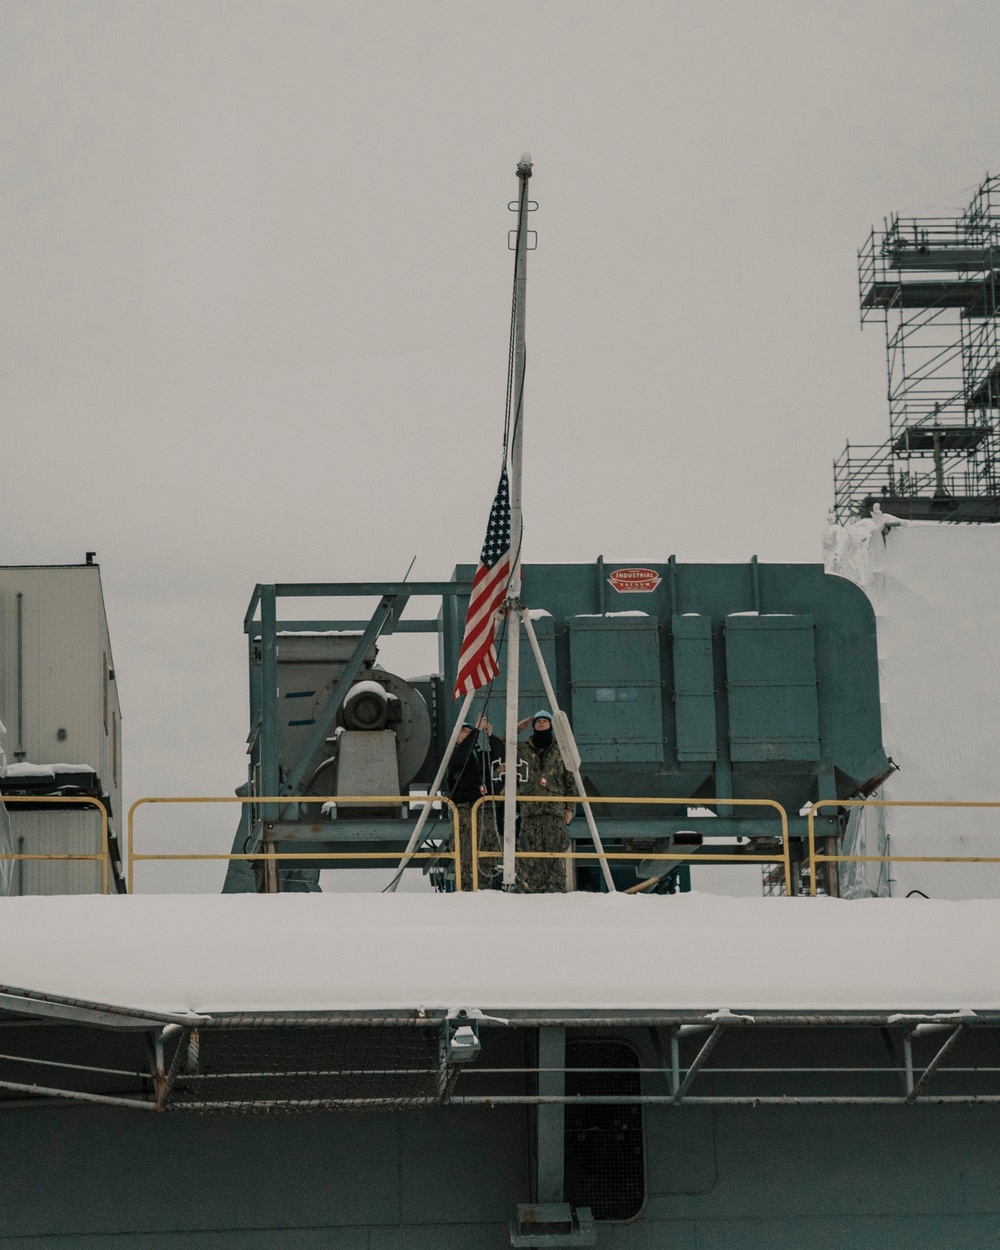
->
(516, 710), (576, 893)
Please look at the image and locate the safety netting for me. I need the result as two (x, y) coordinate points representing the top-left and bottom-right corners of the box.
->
(164, 1019), (448, 1113)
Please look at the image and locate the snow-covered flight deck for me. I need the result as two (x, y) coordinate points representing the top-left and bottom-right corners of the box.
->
(0, 891), (995, 1017)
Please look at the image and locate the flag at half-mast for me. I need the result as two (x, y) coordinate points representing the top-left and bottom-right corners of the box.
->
(453, 469), (512, 698)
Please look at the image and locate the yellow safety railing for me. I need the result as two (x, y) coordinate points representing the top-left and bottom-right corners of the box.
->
(0, 794), (111, 894)
(808, 799), (1000, 896)
(470, 794), (791, 893)
(127, 795), (461, 894)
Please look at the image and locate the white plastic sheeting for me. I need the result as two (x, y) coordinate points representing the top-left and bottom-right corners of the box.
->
(838, 803), (890, 900)
(825, 515), (1000, 898)
(0, 803), (10, 898)
(0, 892), (998, 1015)
(0, 724), (10, 897)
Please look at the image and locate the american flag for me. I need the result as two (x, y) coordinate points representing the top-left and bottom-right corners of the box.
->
(453, 469), (512, 698)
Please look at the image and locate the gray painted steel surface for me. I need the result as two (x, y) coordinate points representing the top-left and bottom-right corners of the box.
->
(1, 1101), (997, 1246)
(4, 1015), (999, 1245)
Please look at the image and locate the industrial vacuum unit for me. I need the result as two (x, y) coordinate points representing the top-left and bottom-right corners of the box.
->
(231, 556), (887, 895)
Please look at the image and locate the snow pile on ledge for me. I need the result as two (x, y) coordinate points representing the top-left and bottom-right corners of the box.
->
(1, 892), (998, 1016)
(4, 763), (96, 779)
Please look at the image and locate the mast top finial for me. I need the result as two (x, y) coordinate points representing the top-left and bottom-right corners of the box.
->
(517, 153), (533, 175)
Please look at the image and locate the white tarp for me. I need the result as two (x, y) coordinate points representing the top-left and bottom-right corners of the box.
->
(825, 513), (1000, 898)
(0, 803), (10, 898)
(0, 724), (10, 898)
(0, 891), (997, 1014)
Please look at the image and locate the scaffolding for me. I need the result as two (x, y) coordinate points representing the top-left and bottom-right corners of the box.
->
(834, 174), (1000, 521)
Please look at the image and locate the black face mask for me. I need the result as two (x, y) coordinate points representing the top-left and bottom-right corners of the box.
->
(531, 727), (553, 750)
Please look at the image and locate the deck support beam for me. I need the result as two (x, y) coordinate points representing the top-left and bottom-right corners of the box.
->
(537, 1027), (566, 1203)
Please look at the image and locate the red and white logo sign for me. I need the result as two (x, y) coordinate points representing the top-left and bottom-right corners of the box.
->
(608, 567), (661, 593)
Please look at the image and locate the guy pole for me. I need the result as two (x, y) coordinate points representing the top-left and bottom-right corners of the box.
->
(502, 154), (532, 888)
(519, 609), (617, 892)
(385, 689), (474, 891)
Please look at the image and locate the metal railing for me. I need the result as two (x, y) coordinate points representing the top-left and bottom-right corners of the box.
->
(125, 793), (790, 894)
(832, 433), (999, 520)
(0, 795), (111, 894)
(470, 795), (792, 894)
(12, 792), (999, 900)
(126, 795), (461, 894)
(808, 799), (1000, 896)
(7, 786), (1000, 907)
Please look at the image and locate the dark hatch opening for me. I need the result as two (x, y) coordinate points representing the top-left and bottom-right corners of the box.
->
(564, 1039), (644, 1221)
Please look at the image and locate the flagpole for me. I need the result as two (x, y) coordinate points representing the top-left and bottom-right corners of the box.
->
(502, 154), (532, 888)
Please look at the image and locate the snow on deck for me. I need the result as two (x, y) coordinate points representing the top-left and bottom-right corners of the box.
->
(0, 891), (997, 1017)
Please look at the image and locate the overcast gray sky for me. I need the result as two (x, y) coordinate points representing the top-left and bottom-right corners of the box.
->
(2, 1), (998, 887)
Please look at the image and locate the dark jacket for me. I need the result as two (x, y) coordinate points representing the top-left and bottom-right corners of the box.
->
(447, 733), (504, 806)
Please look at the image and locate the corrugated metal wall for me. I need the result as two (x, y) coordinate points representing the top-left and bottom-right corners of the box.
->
(0, 566), (121, 894)
(4, 810), (105, 894)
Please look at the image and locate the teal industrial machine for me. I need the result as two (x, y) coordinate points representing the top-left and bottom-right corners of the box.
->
(232, 556), (887, 893)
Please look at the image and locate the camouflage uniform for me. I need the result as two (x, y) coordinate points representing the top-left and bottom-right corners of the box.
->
(516, 737), (575, 893)
(456, 801), (501, 892)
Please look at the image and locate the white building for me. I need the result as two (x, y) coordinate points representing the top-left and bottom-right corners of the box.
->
(0, 560), (122, 894)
